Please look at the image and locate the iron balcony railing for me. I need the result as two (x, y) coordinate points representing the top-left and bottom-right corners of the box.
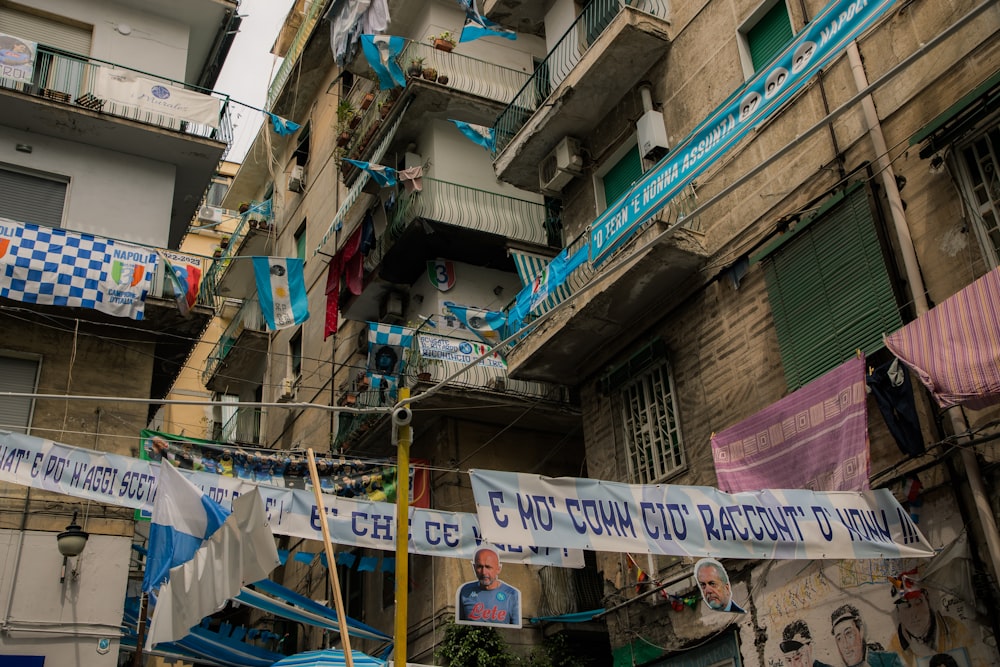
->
(215, 406), (262, 446)
(266, 0), (328, 108)
(2, 45), (233, 146)
(202, 294), (268, 385)
(506, 183), (700, 335)
(341, 40), (531, 168)
(363, 177), (549, 273)
(493, 0), (669, 155)
(201, 201), (274, 305)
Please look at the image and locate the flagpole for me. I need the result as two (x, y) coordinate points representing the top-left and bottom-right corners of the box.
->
(394, 387), (412, 667)
(131, 591), (147, 667)
(306, 449), (354, 667)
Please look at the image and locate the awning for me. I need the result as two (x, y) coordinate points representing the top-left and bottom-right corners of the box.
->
(273, 649), (386, 666)
(885, 267), (1000, 409)
(909, 68), (1000, 159)
(236, 579), (392, 644)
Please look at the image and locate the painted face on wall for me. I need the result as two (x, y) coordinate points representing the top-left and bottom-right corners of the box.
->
(833, 620), (865, 667)
(785, 643), (814, 667)
(896, 592), (932, 638)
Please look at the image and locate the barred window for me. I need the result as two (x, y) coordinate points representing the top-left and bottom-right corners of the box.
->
(617, 359), (685, 483)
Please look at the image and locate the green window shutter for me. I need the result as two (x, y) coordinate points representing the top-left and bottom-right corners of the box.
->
(748, 2), (793, 71)
(295, 228), (307, 260)
(762, 185), (902, 390)
(603, 144), (643, 208)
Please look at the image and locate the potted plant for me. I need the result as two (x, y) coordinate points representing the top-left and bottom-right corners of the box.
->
(422, 66), (438, 82)
(378, 98), (393, 118)
(359, 91), (376, 110)
(407, 57), (425, 78)
(336, 99), (356, 146)
(238, 202), (251, 214)
(212, 246), (224, 259)
(219, 235), (230, 249)
(428, 31), (457, 52)
(437, 73), (449, 85)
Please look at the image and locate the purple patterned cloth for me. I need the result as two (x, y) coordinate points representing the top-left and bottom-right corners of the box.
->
(711, 356), (869, 492)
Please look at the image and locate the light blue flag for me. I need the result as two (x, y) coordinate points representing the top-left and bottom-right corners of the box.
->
(253, 257), (310, 330)
(343, 158), (397, 187)
(459, 0), (516, 43)
(142, 462), (230, 592)
(449, 119), (495, 152)
(360, 34), (406, 89)
(444, 301), (507, 345)
(265, 112), (301, 136)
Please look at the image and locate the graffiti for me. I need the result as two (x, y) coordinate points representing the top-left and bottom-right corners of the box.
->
(837, 558), (905, 586)
(764, 570), (835, 618)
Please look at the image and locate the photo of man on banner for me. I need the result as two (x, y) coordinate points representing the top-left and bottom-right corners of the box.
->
(456, 543), (522, 628)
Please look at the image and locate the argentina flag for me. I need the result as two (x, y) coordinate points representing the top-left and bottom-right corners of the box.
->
(342, 159), (397, 187)
(253, 257), (310, 330)
(458, 0), (516, 43)
(142, 462), (230, 592)
(444, 301), (507, 345)
(449, 119), (496, 152)
(360, 34), (406, 89)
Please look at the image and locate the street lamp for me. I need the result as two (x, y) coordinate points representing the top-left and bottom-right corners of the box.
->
(57, 511), (88, 582)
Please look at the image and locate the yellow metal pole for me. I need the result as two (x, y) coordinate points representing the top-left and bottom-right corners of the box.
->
(306, 448), (354, 667)
(394, 387), (411, 666)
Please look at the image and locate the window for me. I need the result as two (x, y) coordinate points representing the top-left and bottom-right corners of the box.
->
(741, 1), (793, 75)
(294, 221), (307, 261)
(289, 329), (303, 380)
(0, 4), (92, 99)
(602, 144), (643, 208)
(0, 354), (40, 433)
(754, 183), (903, 389)
(954, 119), (1000, 267)
(0, 166), (67, 227)
(603, 341), (686, 484)
(292, 124), (311, 166)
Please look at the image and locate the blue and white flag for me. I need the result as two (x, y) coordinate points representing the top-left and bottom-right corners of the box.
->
(342, 159), (397, 187)
(444, 301), (506, 345)
(360, 34), (406, 89)
(367, 322), (415, 376)
(142, 462), (230, 592)
(265, 112), (301, 136)
(449, 119), (495, 152)
(146, 488), (279, 646)
(458, 0), (516, 43)
(253, 257), (309, 330)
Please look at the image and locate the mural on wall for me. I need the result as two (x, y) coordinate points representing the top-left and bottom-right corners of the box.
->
(757, 539), (996, 667)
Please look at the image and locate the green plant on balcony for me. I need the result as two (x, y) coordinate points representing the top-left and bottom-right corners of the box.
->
(407, 57), (425, 78)
(336, 99), (356, 147)
(428, 31), (457, 52)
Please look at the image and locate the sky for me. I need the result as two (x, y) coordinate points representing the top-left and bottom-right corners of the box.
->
(214, 0), (297, 163)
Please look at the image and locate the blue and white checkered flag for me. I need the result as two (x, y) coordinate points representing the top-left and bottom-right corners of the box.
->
(361, 34), (406, 89)
(449, 119), (495, 152)
(367, 322), (415, 376)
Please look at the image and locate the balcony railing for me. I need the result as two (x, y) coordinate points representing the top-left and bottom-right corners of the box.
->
(1, 46), (233, 145)
(202, 295), (268, 385)
(201, 201), (274, 304)
(493, 0), (669, 154)
(364, 177), (549, 272)
(507, 183), (700, 334)
(341, 41), (531, 166)
(266, 0), (328, 108)
(214, 406), (262, 446)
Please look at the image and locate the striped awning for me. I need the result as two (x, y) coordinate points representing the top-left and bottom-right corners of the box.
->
(885, 267), (1000, 409)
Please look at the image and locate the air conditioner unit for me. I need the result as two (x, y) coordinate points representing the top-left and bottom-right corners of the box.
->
(379, 291), (404, 324)
(539, 136), (583, 194)
(288, 165), (305, 193)
(279, 376), (296, 402)
(197, 205), (223, 224)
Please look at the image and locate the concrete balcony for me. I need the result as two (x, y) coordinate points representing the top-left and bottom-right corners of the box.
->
(505, 188), (708, 386)
(0, 47), (234, 249)
(340, 177), (550, 323)
(332, 330), (577, 452)
(340, 41), (531, 179)
(202, 201), (275, 303)
(203, 295), (269, 393)
(492, 0), (671, 192)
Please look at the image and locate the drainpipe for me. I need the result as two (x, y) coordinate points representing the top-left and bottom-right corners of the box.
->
(847, 41), (1000, 579)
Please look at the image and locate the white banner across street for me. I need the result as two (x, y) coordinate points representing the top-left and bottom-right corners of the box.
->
(0, 431), (581, 567)
(470, 469), (935, 560)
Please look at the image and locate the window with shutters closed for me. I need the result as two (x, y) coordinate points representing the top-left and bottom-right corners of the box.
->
(0, 355), (40, 433)
(743, 1), (794, 74)
(0, 166), (68, 227)
(754, 183), (903, 390)
(602, 144), (643, 208)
